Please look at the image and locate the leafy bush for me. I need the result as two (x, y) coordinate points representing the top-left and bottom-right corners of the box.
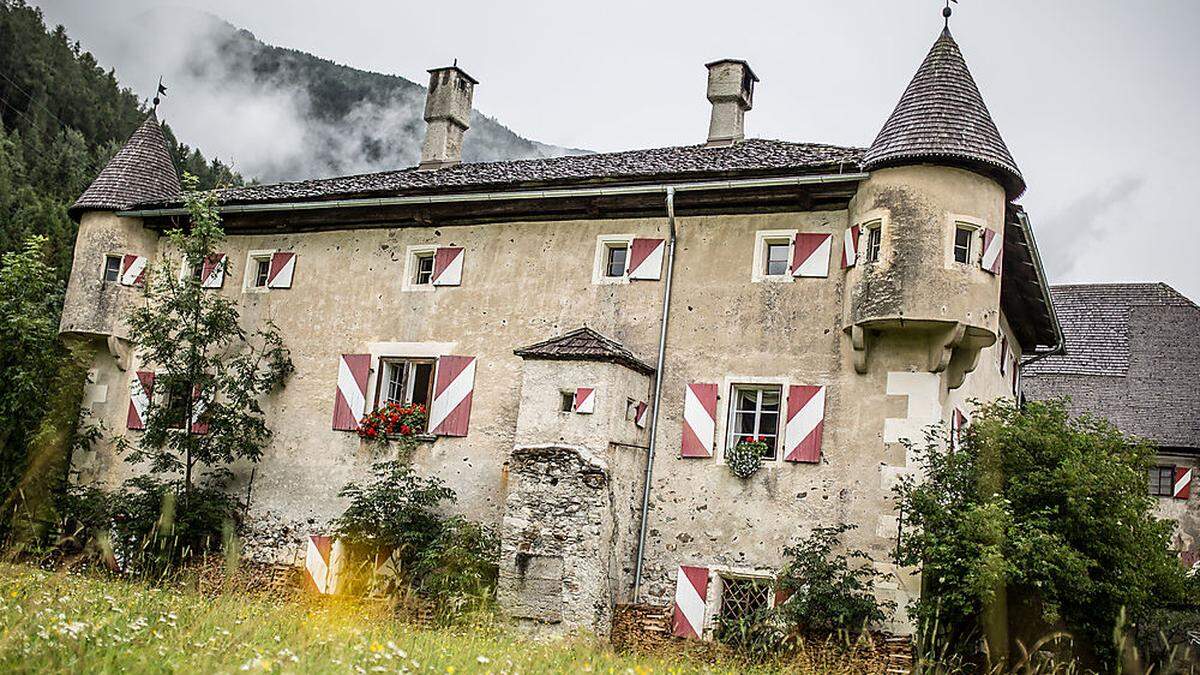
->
(712, 603), (786, 661)
(775, 523), (893, 635)
(333, 461), (499, 614)
(1133, 606), (1200, 669)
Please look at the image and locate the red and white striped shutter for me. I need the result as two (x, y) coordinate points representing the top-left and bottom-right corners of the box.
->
(634, 401), (649, 428)
(671, 565), (709, 639)
(331, 354), (370, 431)
(1174, 467), (1193, 500)
(573, 387), (595, 414)
(681, 383), (717, 458)
(120, 254), (148, 286)
(305, 534), (334, 594)
(784, 385), (826, 463)
(267, 251), (296, 288)
(431, 247), (464, 286)
(950, 407), (968, 451)
(774, 585), (793, 608)
(126, 371), (154, 430)
(791, 233), (832, 278)
(980, 228), (1002, 275)
(190, 384), (209, 435)
(627, 238), (665, 280)
(429, 355), (476, 436)
(842, 225), (860, 269)
(200, 253), (226, 289)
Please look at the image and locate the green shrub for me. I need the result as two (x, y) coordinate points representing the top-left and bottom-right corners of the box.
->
(775, 523), (893, 635)
(713, 603), (786, 661)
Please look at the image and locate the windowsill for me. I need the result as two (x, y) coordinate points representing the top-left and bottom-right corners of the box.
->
(594, 275), (630, 285)
(752, 274), (793, 284)
(402, 284), (436, 293)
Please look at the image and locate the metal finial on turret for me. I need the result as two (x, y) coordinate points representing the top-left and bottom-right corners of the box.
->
(151, 76), (167, 112)
(943, 0), (957, 30)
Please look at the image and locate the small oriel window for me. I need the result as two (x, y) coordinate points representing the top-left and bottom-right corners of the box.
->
(953, 225), (974, 264)
(560, 391), (576, 413)
(605, 243), (628, 278)
(251, 256), (271, 288)
(727, 384), (781, 460)
(764, 241), (790, 276)
(103, 255), (122, 282)
(1149, 465), (1176, 497)
(864, 223), (882, 263)
(414, 252), (435, 285)
(377, 358), (435, 413)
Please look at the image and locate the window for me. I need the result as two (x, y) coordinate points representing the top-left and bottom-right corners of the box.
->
(376, 358), (435, 415)
(414, 252), (435, 285)
(719, 575), (773, 624)
(163, 379), (192, 430)
(249, 256), (271, 288)
(727, 384), (781, 460)
(953, 225), (974, 264)
(1149, 465), (1176, 497)
(625, 398), (638, 421)
(764, 242), (790, 276)
(560, 391), (576, 413)
(103, 255), (122, 282)
(863, 222), (882, 263)
(604, 243), (628, 278)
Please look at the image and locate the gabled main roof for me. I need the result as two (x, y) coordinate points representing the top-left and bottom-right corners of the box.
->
(863, 28), (1025, 199)
(71, 113), (181, 220)
(514, 327), (656, 375)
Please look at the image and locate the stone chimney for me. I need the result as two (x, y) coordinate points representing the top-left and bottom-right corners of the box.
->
(705, 59), (757, 147)
(419, 65), (478, 170)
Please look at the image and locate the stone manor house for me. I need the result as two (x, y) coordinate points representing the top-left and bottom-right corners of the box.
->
(61, 25), (1064, 637)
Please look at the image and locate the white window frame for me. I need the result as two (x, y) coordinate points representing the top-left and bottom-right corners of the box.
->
(592, 234), (634, 285)
(718, 375), (789, 465)
(751, 229), (797, 283)
(242, 249), (276, 293)
(945, 214), (986, 269)
(402, 245), (439, 292)
(862, 220), (883, 264)
(101, 253), (123, 283)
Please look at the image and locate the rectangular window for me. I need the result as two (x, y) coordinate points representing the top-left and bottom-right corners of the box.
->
(719, 575), (773, 625)
(605, 244), (628, 278)
(1149, 465), (1176, 497)
(726, 384), (781, 460)
(103, 255), (122, 282)
(414, 252), (435, 285)
(252, 256), (271, 288)
(764, 242), (790, 276)
(163, 379), (191, 430)
(953, 225), (974, 264)
(864, 223), (882, 263)
(376, 359), (435, 414)
(560, 391), (576, 413)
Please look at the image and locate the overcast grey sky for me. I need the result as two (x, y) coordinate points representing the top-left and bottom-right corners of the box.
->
(35, 0), (1200, 300)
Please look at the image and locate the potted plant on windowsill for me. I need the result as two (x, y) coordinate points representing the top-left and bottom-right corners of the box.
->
(727, 436), (768, 479)
(357, 403), (430, 448)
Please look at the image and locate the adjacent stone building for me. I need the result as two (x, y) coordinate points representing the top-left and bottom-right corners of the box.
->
(1023, 283), (1200, 568)
(60, 24), (1061, 638)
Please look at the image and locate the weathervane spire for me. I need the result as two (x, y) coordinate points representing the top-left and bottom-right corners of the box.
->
(151, 76), (167, 112)
(943, 0), (957, 30)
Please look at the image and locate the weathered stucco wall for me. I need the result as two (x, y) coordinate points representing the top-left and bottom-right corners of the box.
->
(60, 212), (158, 339)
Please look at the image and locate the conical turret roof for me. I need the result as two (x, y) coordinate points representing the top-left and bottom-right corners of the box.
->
(70, 112), (181, 220)
(863, 28), (1024, 198)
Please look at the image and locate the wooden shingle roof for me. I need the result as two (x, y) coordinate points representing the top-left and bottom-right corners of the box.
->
(514, 327), (655, 375)
(70, 113), (180, 220)
(863, 28), (1025, 199)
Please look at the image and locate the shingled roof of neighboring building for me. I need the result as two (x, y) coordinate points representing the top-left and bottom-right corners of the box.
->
(1023, 283), (1200, 450)
(71, 113), (181, 220)
(514, 327), (656, 375)
(129, 139), (864, 210)
(863, 28), (1025, 199)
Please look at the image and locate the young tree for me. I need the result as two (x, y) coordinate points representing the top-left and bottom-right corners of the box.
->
(122, 174), (292, 493)
(895, 398), (1196, 666)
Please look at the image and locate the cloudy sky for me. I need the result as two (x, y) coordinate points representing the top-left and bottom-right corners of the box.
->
(36, 0), (1200, 299)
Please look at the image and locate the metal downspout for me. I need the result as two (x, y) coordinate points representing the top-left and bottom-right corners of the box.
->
(632, 186), (677, 602)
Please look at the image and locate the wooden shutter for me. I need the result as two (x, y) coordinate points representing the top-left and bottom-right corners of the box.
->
(267, 251), (296, 288)
(634, 401), (649, 428)
(784, 385), (826, 463)
(980, 228), (1002, 275)
(950, 407), (968, 451)
(431, 247), (464, 286)
(627, 238), (665, 280)
(791, 232), (832, 278)
(126, 371), (154, 430)
(573, 387), (595, 414)
(1174, 467), (1193, 500)
(200, 253), (226, 289)
(842, 225), (860, 269)
(120, 254), (148, 287)
(681, 383), (717, 458)
(671, 565), (709, 639)
(332, 354), (370, 431)
(429, 355), (476, 437)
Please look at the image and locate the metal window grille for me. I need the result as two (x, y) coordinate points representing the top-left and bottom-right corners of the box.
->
(720, 576), (772, 622)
